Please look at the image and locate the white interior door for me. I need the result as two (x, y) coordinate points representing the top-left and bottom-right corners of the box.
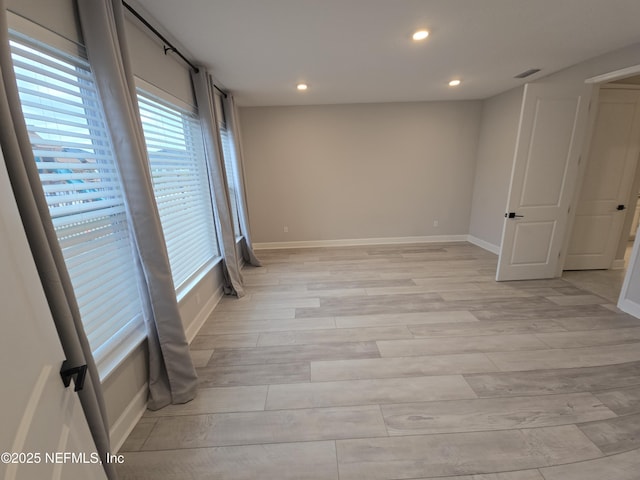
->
(0, 155), (107, 480)
(564, 88), (640, 270)
(497, 83), (592, 281)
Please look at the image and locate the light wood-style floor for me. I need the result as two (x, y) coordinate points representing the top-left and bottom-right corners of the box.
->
(117, 243), (640, 479)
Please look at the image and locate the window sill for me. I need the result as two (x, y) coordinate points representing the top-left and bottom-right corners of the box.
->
(176, 256), (223, 304)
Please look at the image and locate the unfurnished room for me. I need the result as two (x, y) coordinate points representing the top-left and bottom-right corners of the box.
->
(3, 1), (640, 479)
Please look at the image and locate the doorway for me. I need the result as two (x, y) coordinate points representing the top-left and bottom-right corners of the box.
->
(562, 75), (640, 304)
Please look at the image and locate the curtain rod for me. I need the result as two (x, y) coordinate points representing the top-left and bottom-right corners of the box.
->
(214, 84), (228, 98)
(122, 1), (200, 74)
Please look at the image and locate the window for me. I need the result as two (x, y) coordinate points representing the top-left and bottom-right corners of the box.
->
(214, 92), (242, 238)
(136, 88), (219, 291)
(220, 126), (242, 238)
(10, 32), (144, 376)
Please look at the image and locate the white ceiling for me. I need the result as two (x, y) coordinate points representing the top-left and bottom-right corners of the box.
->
(133, 0), (640, 107)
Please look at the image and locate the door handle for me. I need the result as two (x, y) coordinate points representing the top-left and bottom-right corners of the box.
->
(505, 212), (524, 219)
(617, 205), (626, 211)
(60, 360), (88, 392)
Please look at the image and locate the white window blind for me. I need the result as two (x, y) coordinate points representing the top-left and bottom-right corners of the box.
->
(136, 90), (219, 290)
(220, 127), (242, 237)
(10, 33), (144, 375)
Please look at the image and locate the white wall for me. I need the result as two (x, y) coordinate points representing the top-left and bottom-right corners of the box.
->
(468, 86), (524, 250)
(240, 101), (482, 244)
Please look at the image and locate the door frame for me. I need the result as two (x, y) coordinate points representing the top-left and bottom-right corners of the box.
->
(562, 86), (640, 270)
(559, 64), (640, 310)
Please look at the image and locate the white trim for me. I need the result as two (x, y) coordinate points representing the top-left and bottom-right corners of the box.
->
(586, 65), (640, 84)
(618, 298), (640, 319)
(611, 259), (626, 270)
(110, 383), (148, 453)
(176, 257), (222, 303)
(466, 235), (500, 255)
(185, 285), (224, 344)
(601, 83), (640, 91)
(254, 235), (469, 250)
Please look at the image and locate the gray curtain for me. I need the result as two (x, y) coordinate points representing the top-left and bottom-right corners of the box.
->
(223, 95), (262, 267)
(192, 69), (247, 297)
(76, 0), (197, 410)
(0, 3), (116, 479)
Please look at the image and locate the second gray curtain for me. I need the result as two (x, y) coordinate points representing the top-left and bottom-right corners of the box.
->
(76, 0), (197, 410)
(223, 95), (261, 267)
(192, 69), (247, 297)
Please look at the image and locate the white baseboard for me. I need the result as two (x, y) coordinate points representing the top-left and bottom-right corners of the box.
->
(111, 383), (148, 453)
(617, 298), (640, 319)
(254, 234), (469, 250)
(185, 286), (224, 344)
(611, 259), (626, 270)
(466, 235), (500, 255)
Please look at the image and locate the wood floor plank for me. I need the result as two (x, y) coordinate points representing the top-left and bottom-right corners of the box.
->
(190, 333), (259, 350)
(595, 385), (640, 416)
(409, 319), (567, 337)
(381, 392), (616, 435)
(207, 341), (380, 366)
(142, 405), (387, 450)
(470, 304), (614, 321)
(198, 316), (336, 335)
(120, 418), (157, 452)
(487, 343), (640, 372)
(464, 362), (640, 397)
(535, 327), (640, 349)
(335, 311), (478, 328)
(311, 353), (497, 382)
(578, 412), (640, 455)
(364, 285), (471, 295)
(377, 334), (547, 357)
(189, 349), (213, 368)
(306, 278), (416, 290)
(295, 293), (444, 318)
(440, 290), (535, 301)
(206, 308), (297, 323)
(257, 325), (412, 346)
(197, 362), (309, 387)
(250, 288), (369, 300)
(143, 386), (268, 417)
(266, 375), (477, 409)
(336, 425), (602, 480)
(117, 441), (339, 480)
(422, 471), (544, 480)
(215, 297), (321, 312)
(554, 315), (640, 331)
(538, 448), (640, 480)
(545, 294), (608, 306)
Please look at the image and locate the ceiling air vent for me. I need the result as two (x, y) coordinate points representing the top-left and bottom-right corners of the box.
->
(514, 68), (541, 79)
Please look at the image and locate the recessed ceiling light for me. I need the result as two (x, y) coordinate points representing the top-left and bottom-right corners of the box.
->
(296, 83), (308, 91)
(448, 79), (461, 87)
(412, 30), (429, 41)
